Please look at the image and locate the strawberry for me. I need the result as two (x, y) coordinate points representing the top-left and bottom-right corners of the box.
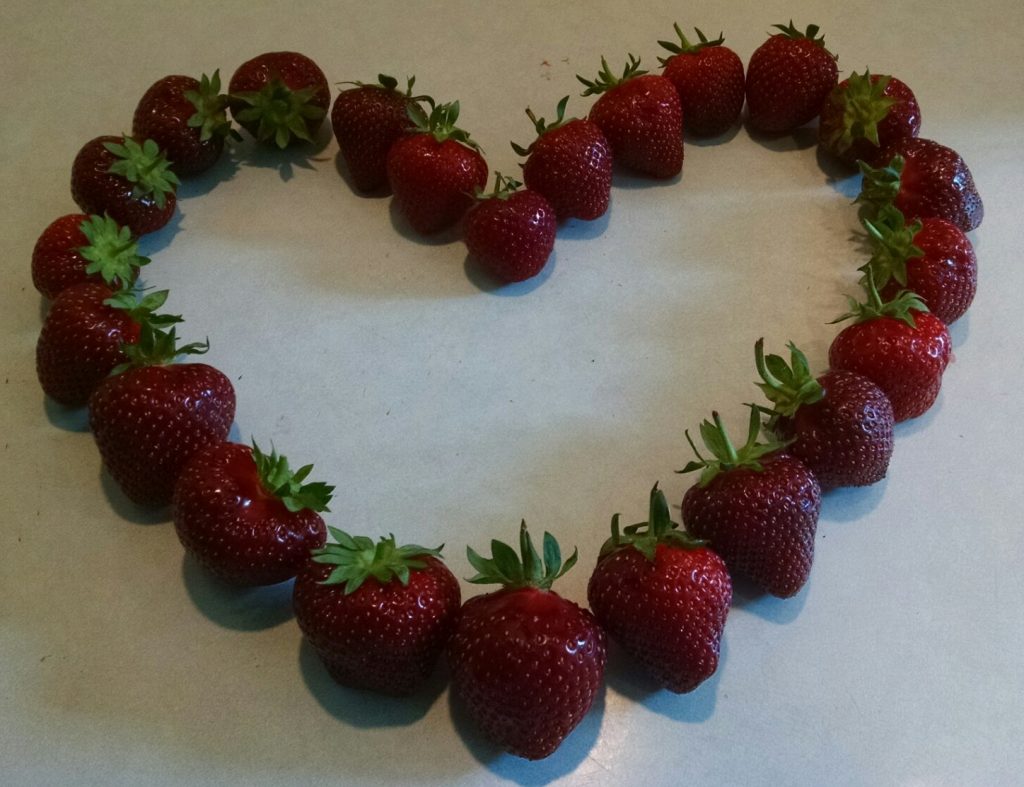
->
(679, 408), (821, 598)
(818, 70), (921, 168)
(173, 441), (332, 585)
(464, 174), (556, 283)
(89, 321), (235, 506)
(228, 51), (329, 148)
(658, 25), (745, 137)
(754, 339), (894, 491)
(587, 484), (731, 693)
(511, 96), (612, 221)
(293, 529), (461, 696)
(578, 55), (683, 179)
(386, 101), (488, 234)
(448, 523), (606, 760)
(745, 21), (838, 134)
(31, 214), (148, 300)
(829, 277), (952, 423)
(70, 135), (179, 235)
(132, 70), (236, 177)
(331, 74), (419, 192)
(861, 205), (977, 325)
(858, 139), (984, 232)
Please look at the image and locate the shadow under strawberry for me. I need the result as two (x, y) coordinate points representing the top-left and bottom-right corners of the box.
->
(173, 147), (242, 201)
(462, 251), (556, 295)
(729, 573), (809, 624)
(230, 124), (333, 183)
(41, 396), (89, 433)
(387, 199), (463, 246)
(333, 150), (390, 199)
(555, 210), (611, 242)
(135, 209), (184, 258)
(744, 121), (819, 153)
(686, 123), (742, 147)
(815, 146), (862, 198)
(819, 479), (888, 525)
(97, 465), (172, 525)
(181, 554), (295, 631)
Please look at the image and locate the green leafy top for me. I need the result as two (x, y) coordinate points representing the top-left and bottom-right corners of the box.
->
(511, 95), (574, 156)
(184, 70), (239, 143)
(311, 527), (444, 593)
(466, 521), (577, 590)
(658, 24), (725, 63)
(105, 290), (208, 372)
(771, 20), (834, 54)
(577, 54), (648, 96)
(753, 338), (824, 419)
(857, 154), (905, 217)
(406, 100), (480, 150)
(599, 483), (705, 562)
(474, 172), (522, 202)
(831, 266), (928, 329)
(859, 204), (924, 290)
(103, 137), (180, 209)
(677, 406), (789, 487)
(231, 79), (327, 149)
(251, 440), (334, 513)
(77, 214), (150, 286)
(339, 73), (418, 97)
(823, 70), (897, 154)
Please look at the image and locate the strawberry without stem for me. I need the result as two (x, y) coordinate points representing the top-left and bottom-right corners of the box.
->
(659, 25), (745, 137)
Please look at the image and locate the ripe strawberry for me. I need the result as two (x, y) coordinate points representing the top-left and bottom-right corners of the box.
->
(89, 322), (235, 506)
(386, 101), (488, 234)
(464, 174), (556, 283)
(173, 441), (332, 585)
(331, 74), (419, 192)
(753, 339), (894, 491)
(679, 408), (821, 598)
(578, 55), (683, 178)
(658, 25), (745, 137)
(858, 138), (984, 232)
(31, 214), (148, 300)
(448, 523), (606, 760)
(511, 96), (612, 221)
(745, 21), (838, 134)
(818, 70), (921, 168)
(70, 135), (179, 235)
(293, 529), (461, 696)
(133, 70), (236, 177)
(587, 484), (731, 694)
(228, 51), (329, 148)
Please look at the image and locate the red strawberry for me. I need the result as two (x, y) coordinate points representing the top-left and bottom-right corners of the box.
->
(658, 25), (745, 137)
(70, 135), (179, 235)
(588, 484), (731, 694)
(464, 174), (556, 283)
(679, 408), (821, 598)
(859, 138), (984, 232)
(173, 441), (332, 585)
(331, 74), (419, 192)
(132, 70), (236, 177)
(818, 70), (921, 168)
(578, 55), (683, 178)
(829, 280), (952, 423)
(754, 339), (895, 490)
(448, 523), (606, 760)
(511, 96), (612, 221)
(228, 51), (329, 148)
(386, 101), (488, 234)
(745, 21), (838, 134)
(31, 214), (148, 300)
(89, 322), (235, 506)
(293, 529), (461, 696)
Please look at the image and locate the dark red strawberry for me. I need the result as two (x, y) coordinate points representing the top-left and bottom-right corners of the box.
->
(679, 408), (821, 598)
(464, 174), (556, 283)
(859, 138), (984, 232)
(745, 21), (838, 134)
(132, 70), (236, 177)
(448, 523), (606, 760)
(658, 25), (745, 137)
(754, 339), (894, 490)
(70, 135), (179, 235)
(89, 322), (235, 506)
(331, 74), (419, 192)
(293, 529), (461, 696)
(578, 55), (683, 178)
(818, 70), (920, 168)
(588, 484), (731, 693)
(511, 96), (612, 221)
(386, 101), (488, 234)
(31, 214), (148, 300)
(228, 51), (329, 148)
(173, 441), (332, 585)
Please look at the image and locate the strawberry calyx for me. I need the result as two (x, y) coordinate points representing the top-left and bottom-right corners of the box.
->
(859, 204), (924, 289)
(251, 440), (334, 513)
(657, 24), (725, 64)
(311, 527), (444, 593)
(599, 483), (705, 562)
(232, 79), (327, 148)
(824, 70), (897, 153)
(103, 137), (180, 209)
(338, 73), (420, 99)
(831, 267), (928, 328)
(466, 521), (578, 591)
(857, 155), (905, 214)
(577, 54), (648, 96)
(677, 406), (789, 487)
(754, 338), (824, 419)
(511, 95), (575, 156)
(407, 100), (481, 151)
(771, 20), (835, 55)
(105, 290), (208, 372)
(474, 172), (522, 202)
(184, 70), (240, 143)
(77, 214), (151, 286)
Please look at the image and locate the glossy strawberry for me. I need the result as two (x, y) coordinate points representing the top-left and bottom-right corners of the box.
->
(70, 135), (179, 235)
(173, 441), (332, 585)
(448, 524), (606, 760)
(578, 55), (683, 179)
(228, 51), (329, 148)
(386, 101), (488, 234)
(658, 25), (745, 137)
(745, 21), (838, 134)
(332, 74), (419, 192)
(679, 408), (821, 598)
(588, 484), (731, 693)
(754, 339), (894, 490)
(293, 529), (461, 696)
